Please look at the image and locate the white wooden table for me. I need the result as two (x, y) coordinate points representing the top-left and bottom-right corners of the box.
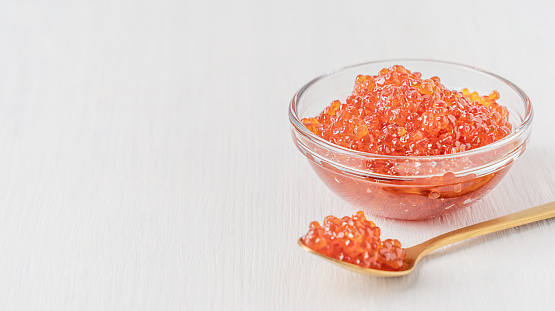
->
(1, 0), (554, 309)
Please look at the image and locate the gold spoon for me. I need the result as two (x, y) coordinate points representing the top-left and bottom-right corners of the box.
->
(298, 201), (555, 277)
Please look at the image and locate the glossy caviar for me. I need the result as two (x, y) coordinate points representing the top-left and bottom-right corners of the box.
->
(302, 65), (512, 156)
(302, 211), (405, 271)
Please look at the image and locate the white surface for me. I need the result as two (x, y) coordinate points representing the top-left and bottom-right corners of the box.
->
(1, 0), (555, 310)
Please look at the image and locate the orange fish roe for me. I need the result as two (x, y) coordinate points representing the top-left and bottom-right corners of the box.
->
(302, 211), (405, 271)
(302, 65), (512, 156)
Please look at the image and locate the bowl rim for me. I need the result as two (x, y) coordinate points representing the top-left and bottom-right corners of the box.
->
(289, 58), (533, 161)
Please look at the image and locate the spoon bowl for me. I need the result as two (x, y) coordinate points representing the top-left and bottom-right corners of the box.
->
(298, 201), (555, 277)
(298, 238), (418, 277)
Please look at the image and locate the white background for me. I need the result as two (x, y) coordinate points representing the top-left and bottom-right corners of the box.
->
(1, 0), (555, 310)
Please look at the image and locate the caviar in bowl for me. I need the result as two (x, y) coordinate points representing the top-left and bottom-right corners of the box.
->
(289, 60), (533, 220)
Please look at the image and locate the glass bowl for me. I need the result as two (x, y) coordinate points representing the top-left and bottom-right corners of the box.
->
(289, 59), (533, 220)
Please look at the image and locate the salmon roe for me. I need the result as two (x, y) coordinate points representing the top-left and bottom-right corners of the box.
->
(302, 65), (512, 156)
(302, 211), (405, 271)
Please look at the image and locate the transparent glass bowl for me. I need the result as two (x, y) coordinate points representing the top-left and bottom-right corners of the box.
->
(289, 60), (533, 220)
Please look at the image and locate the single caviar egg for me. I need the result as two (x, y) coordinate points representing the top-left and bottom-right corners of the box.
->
(302, 211), (406, 271)
(301, 65), (512, 157)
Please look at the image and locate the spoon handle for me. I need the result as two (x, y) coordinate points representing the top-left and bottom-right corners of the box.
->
(413, 201), (555, 258)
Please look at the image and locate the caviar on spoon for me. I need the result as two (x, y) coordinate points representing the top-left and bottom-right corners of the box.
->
(299, 201), (555, 277)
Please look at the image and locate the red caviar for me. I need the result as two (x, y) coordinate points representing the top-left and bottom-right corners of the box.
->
(302, 211), (405, 271)
(302, 65), (511, 156)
